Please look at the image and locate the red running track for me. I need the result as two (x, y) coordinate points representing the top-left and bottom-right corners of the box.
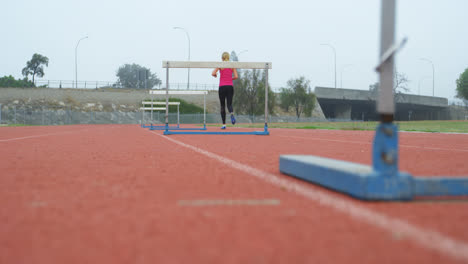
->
(1, 124), (468, 264)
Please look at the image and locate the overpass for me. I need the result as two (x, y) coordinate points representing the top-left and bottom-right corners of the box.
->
(314, 87), (449, 121)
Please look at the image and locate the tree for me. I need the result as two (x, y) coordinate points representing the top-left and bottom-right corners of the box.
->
(456, 67), (468, 100)
(232, 69), (275, 119)
(115, 64), (161, 89)
(279, 77), (316, 118)
(22, 53), (49, 84)
(230, 51), (238, 62)
(369, 71), (410, 102)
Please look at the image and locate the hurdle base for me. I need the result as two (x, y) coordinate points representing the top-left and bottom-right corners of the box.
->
(163, 130), (269, 135)
(279, 155), (468, 201)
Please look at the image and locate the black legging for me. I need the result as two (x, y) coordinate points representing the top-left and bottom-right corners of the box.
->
(218, 85), (234, 124)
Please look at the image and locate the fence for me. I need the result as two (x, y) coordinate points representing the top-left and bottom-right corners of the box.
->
(0, 106), (326, 126)
(32, 80), (283, 92)
(34, 80), (220, 91)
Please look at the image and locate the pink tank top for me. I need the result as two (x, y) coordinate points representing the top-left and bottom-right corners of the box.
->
(219, 68), (233, 86)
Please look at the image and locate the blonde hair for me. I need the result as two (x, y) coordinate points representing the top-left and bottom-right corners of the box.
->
(221, 52), (230, 61)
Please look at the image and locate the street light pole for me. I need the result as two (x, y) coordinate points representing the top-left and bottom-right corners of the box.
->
(75, 36), (88, 89)
(420, 58), (435, 96)
(321, 43), (337, 88)
(174, 27), (191, 89)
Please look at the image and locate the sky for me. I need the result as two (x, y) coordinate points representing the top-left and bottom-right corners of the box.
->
(1, 0), (467, 101)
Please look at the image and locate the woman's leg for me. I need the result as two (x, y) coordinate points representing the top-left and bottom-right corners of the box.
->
(226, 86), (235, 124)
(226, 85), (234, 114)
(218, 86), (227, 124)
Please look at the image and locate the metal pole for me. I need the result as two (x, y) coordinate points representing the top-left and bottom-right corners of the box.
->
(177, 104), (180, 127)
(174, 27), (190, 89)
(377, 0), (396, 119)
(151, 92), (153, 124)
(75, 36), (88, 89)
(265, 64), (269, 127)
(165, 62), (169, 130)
(203, 93), (206, 128)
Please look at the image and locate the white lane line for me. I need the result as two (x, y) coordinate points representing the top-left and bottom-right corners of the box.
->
(178, 199), (280, 206)
(269, 127), (468, 135)
(0, 125), (122, 143)
(0, 131), (80, 142)
(153, 132), (468, 262)
(278, 135), (468, 153)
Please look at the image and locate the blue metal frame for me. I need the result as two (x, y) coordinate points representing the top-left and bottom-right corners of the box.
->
(279, 123), (468, 201)
(163, 124), (269, 135)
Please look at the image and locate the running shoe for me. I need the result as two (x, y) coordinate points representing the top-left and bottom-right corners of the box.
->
(231, 114), (236, 125)
(221, 125), (226, 129)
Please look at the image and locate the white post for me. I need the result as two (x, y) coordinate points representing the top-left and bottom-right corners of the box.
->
(321, 44), (337, 88)
(265, 64), (269, 126)
(203, 93), (206, 127)
(75, 36), (88, 89)
(151, 92), (153, 124)
(165, 62), (169, 128)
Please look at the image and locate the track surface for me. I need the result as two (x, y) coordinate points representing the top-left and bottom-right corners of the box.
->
(1, 124), (468, 263)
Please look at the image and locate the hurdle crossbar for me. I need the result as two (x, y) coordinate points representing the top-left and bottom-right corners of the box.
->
(162, 61), (272, 69)
(142, 102), (181, 105)
(278, 0), (468, 201)
(161, 61), (271, 135)
(141, 101), (180, 129)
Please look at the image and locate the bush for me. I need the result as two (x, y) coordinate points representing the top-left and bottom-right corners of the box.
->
(0, 75), (35, 88)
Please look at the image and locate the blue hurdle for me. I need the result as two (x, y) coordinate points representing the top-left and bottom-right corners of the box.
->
(160, 61), (272, 135)
(278, 0), (468, 201)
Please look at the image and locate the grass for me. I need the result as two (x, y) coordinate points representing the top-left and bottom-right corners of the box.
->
(230, 120), (468, 133)
(1, 124), (30, 127)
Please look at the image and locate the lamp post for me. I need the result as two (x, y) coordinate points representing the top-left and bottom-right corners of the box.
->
(320, 43), (337, 88)
(340, 64), (353, 88)
(420, 58), (434, 96)
(75, 36), (88, 89)
(174, 27), (191, 89)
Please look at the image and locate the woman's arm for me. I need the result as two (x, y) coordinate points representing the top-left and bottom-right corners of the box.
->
(232, 69), (238, 80)
(212, 68), (219, 78)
